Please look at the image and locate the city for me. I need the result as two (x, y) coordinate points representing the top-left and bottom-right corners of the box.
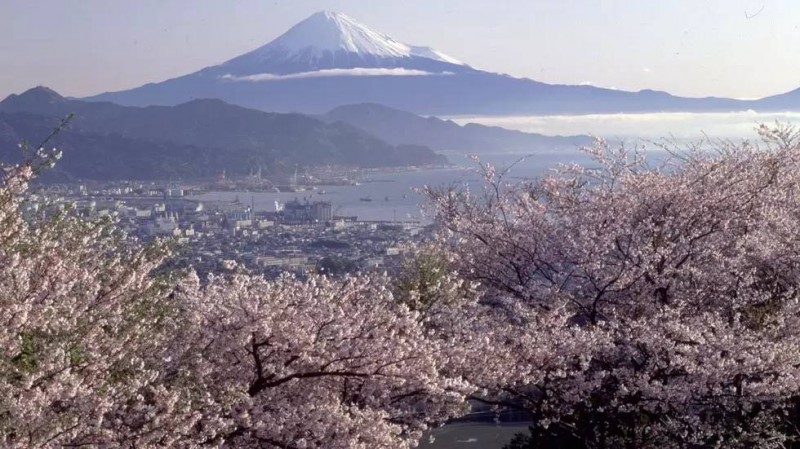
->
(29, 177), (429, 279)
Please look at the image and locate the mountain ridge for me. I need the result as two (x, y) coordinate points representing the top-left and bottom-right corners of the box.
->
(0, 87), (447, 180)
(322, 103), (593, 153)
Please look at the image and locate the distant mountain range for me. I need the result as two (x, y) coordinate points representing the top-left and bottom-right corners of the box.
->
(322, 103), (592, 153)
(81, 10), (800, 115)
(0, 87), (446, 180)
(1, 86), (596, 181)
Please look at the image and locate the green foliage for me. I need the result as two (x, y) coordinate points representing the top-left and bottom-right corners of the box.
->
(393, 247), (451, 312)
(317, 255), (358, 276)
(10, 332), (43, 376)
(503, 426), (587, 449)
(504, 428), (536, 449)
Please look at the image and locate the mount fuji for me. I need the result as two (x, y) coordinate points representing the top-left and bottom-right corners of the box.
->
(83, 11), (761, 115)
(216, 10), (469, 76)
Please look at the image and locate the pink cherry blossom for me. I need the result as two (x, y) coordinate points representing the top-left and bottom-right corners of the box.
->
(426, 125), (800, 448)
(168, 272), (472, 448)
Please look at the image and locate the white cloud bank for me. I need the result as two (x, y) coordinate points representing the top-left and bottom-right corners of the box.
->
(448, 110), (800, 140)
(220, 68), (454, 82)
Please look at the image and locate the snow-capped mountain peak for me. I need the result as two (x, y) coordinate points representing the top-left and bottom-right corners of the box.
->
(272, 11), (410, 58)
(222, 10), (466, 72)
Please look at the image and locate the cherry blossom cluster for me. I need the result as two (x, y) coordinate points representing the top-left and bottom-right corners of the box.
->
(0, 148), (191, 447)
(427, 125), (800, 448)
(167, 271), (472, 448)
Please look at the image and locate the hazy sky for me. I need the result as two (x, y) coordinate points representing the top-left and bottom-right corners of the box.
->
(3, 0), (799, 100)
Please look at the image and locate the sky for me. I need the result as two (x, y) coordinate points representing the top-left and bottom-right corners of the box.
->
(2, 0), (800, 100)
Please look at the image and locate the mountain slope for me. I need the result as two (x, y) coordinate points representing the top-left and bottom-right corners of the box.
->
(0, 87), (446, 180)
(0, 112), (231, 181)
(751, 87), (800, 110)
(323, 103), (593, 153)
(83, 11), (761, 115)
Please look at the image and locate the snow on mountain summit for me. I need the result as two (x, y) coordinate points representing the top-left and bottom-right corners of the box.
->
(407, 46), (464, 66)
(272, 11), (411, 58)
(220, 11), (466, 73)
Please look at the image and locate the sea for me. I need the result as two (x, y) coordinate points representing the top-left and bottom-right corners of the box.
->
(188, 152), (593, 222)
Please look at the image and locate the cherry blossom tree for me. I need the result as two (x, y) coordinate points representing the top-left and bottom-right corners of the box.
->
(427, 125), (800, 448)
(0, 143), (201, 447)
(169, 271), (472, 449)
